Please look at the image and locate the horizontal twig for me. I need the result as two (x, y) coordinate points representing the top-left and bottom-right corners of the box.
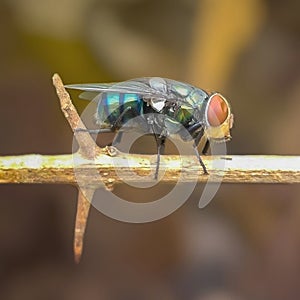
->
(0, 153), (299, 185)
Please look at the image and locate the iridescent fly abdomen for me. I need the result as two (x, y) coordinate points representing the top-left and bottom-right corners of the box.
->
(97, 92), (145, 126)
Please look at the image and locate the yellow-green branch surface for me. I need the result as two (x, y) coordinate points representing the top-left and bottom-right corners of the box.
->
(0, 153), (299, 186)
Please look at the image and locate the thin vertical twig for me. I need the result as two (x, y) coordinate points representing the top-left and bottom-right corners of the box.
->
(73, 189), (95, 263)
(52, 73), (99, 263)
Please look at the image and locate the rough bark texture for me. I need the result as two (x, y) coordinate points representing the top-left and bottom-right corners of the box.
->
(0, 154), (299, 184)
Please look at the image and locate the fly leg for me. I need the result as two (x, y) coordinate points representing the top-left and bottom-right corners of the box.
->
(193, 127), (209, 175)
(112, 106), (141, 146)
(202, 140), (210, 155)
(111, 107), (134, 130)
(75, 106), (137, 134)
(154, 136), (166, 180)
(157, 137), (166, 179)
(147, 115), (167, 179)
(113, 131), (123, 146)
(193, 143), (208, 174)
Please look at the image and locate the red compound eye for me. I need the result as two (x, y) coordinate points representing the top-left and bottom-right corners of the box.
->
(207, 94), (228, 126)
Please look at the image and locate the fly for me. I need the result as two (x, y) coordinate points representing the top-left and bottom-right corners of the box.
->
(65, 77), (234, 179)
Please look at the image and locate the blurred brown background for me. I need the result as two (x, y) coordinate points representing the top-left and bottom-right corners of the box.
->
(1, 0), (300, 299)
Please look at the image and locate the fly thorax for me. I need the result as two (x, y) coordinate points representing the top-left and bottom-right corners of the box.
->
(164, 117), (185, 136)
(150, 97), (166, 112)
(149, 77), (167, 93)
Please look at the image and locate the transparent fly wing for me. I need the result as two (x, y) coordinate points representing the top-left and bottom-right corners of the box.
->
(65, 82), (116, 92)
(65, 80), (161, 97)
(79, 91), (100, 101)
(65, 78), (197, 108)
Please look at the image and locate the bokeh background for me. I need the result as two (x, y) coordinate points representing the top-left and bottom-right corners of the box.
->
(1, 0), (300, 299)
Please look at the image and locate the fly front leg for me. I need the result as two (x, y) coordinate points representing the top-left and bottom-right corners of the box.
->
(193, 126), (209, 174)
(193, 143), (208, 175)
(202, 140), (210, 155)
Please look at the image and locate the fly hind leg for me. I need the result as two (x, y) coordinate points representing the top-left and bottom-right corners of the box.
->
(111, 106), (141, 146)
